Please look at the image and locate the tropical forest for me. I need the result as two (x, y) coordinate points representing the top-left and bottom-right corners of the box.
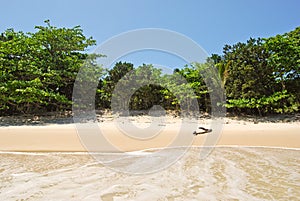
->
(0, 21), (299, 117)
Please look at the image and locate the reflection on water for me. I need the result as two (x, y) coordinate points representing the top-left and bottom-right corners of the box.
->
(0, 147), (299, 201)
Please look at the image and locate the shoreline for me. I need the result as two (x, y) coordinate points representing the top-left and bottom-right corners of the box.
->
(1, 146), (300, 154)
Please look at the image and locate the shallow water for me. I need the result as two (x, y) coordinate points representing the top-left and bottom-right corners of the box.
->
(0, 147), (299, 201)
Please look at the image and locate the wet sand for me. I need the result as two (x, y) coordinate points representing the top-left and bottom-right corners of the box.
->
(0, 118), (299, 152)
(1, 147), (299, 200)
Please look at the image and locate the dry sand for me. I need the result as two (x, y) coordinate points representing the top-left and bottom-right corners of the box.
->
(0, 117), (299, 152)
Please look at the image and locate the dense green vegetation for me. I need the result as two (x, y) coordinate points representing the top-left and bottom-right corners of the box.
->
(0, 20), (101, 115)
(0, 21), (299, 116)
(215, 27), (300, 115)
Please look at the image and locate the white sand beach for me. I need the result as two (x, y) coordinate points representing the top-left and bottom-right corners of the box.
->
(0, 116), (299, 200)
(0, 117), (299, 152)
